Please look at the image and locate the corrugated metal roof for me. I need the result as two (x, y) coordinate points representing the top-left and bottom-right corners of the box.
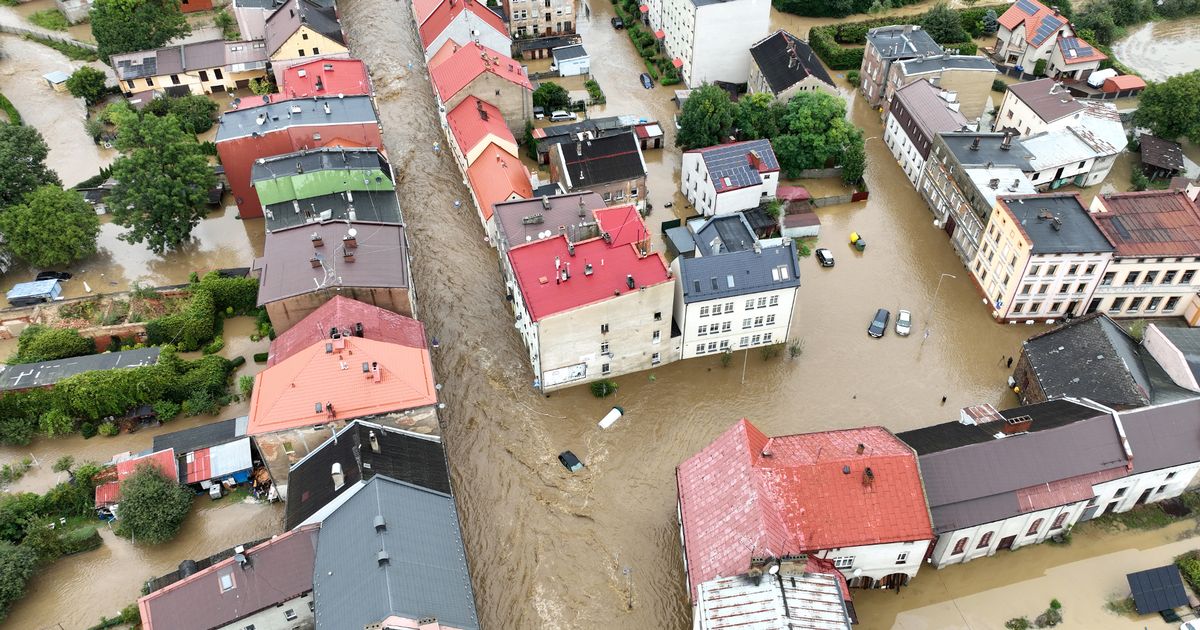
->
(1090, 189), (1200, 257)
(185, 437), (253, 483)
(695, 570), (852, 629)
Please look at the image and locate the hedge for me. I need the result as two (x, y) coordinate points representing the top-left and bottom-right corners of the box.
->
(196, 272), (258, 315)
(145, 289), (215, 351)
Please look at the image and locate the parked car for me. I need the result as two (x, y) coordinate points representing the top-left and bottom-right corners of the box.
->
(640, 73), (653, 89)
(533, 106), (546, 119)
(815, 248), (834, 267)
(549, 110), (577, 122)
(611, 16), (624, 28)
(895, 310), (912, 336)
(35, 271), (72, 281)
(867, 308), (890, 338)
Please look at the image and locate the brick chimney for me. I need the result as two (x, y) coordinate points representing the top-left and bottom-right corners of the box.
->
(1001, 414), (1033, 435)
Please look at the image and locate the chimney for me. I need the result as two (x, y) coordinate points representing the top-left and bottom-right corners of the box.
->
(354, 322), (364, 337)
(310, 255), (321, 268)
(856, 443), (865, 455)
(371, 361), (381, 382)
(343, 230), (358, 249)
(1002, 414), (1033, 435)
(311, 233), (323, 247)
(542, 196), (551, 210)
(331, 462), (344, 490)
(567, 241), (575, 256)
(584, 263), (593, 276)
(296, 161), (304, 174)
(326, 401), (335, 417)
(862, 467), (875, 486)
(1001, 132), (1013, 151)
(761, 437), (774, 458)
(970, 136), (981, 151)
(626, 274), (635, 289)
(369, 430), (381, 453)
(323, 102), (331, 115)
(343, 248), (355, 263)
(747, 150), (761, 170)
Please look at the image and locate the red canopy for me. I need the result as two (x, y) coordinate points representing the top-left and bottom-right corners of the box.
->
(672, 57), (683, 68)
(639, 4), (648, 11)
(655, 29), (665, 38)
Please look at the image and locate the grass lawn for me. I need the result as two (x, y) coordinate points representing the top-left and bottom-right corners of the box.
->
(1091, 491), (1200, 531)
(28, 9), (70, 31)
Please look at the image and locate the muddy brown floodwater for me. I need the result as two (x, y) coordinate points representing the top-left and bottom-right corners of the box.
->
(1112, 15), (1200, 82)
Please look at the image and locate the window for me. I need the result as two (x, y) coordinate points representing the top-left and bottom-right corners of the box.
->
(1115, 487), (1128, 498)
(651, 352), (661, 365)
(1101, 272), (1115, 286)
(601, 324), (609, 334)
(707, 342), (717, 353)
(719, 340), (730, 350)
(739, 336), (749, 348)
(199, 70), (209, 82)
(1085, 264), (1096, 275)
(1109, 297), (1126, 313)
(170, 74), (180, 85)
(146, 77), (154, 87)
(753, 316), (764, 327)
(630, 187), (638, 197)
(1075, 283), (1086, 293)
(697, 325), (708, 336)
(757, 297), (767, 308)
(953, 537), (968, 555)
(652, 330), (661, 344)
(1068, 264), (1078, 275)
(600, 341), (609, 354)
(1143, 271), (1158, 284)
(1047, 265), (1058, 275)
(896, 551), (909, 565)
(1128, 297), (1144, 312)
(1037, 284), (1048, 295)
(1020, 284), (1032, 295)
(765, 315), (775, 326)
(654, 311), (662, 321)
(745, 299), (755, 310)
(1182, 270), (1196, 284)
(720, 322), (731, 333)
(601, 363), (610, 374)
(763, 332), (772, 343)
(742, 318), (752, 329)
(699, 306), (710, 317)
(977, 532), (993, 549)
(302, 32), (309, 39)
(244, 626), (255, 630)
(751, 334), (761, 345)
(1165, 296), (1181, 312)
(1029, 264), (1041, 276)
(1124, 272), (1139, 286)
(1168, 471), (1178, 480)
(1027, 518), (1044, 536)
(1050, 512), (1069, 530)
(1050, 302), (1062, 312)
(832, 556), (855, 569)
(285, 609), (298, 621)
(1058, 284), (1068, 294)
(1013, 302), (1025, 314)
(1147, 297), (1162, 312)
(696, 344), (706, 355)
(219, 573), (235, 592)
(768, 295), (779, 307)
(298, 49), (305, 57)
(723, 302), (734, 314)
(1163, 270), (1178, 284)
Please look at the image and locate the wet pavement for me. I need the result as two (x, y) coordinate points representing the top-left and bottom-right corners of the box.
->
(1112, 15), (1200, 82)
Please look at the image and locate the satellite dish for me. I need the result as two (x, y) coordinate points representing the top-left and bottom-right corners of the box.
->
(347, 228), (357, 237)
(768, 564), (780, 575)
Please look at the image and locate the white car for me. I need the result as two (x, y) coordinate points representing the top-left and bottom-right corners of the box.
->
(895, 310), (912, 336)
(549, 110), (577, 122)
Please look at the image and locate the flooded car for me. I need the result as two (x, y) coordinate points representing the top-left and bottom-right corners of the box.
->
(868, 308), (890, 338)
(815, 248), (834, 267)
(896, 309), (912, 336)
(640, 73), (653, 89)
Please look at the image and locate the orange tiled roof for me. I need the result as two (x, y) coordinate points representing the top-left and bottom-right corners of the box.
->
(465, 142), (532, 221)
(998, 0), (1067, 46)
(430, 41), (531, 102)
(447, 96), (517, 159)
(247, 336), (437, 436)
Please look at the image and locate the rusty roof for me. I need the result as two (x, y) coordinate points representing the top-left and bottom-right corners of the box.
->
(1089, 190), (1200, 257)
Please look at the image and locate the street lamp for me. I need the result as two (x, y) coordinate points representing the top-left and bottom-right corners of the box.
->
(922, 273), (957, 347)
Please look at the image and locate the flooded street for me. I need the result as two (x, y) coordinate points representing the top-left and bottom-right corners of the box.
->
(1112, 15), (1200, 81)
(5, 0), (95, 43)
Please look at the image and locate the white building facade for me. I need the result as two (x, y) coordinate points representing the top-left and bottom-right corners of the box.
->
(681, 139), (780, 217)
(646, 0), (771, 88)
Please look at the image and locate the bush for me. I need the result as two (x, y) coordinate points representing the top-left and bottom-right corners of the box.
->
(151, 399), (180, 422)
(590, 379), (618, 397)
(238, 374), (254, 398)
(202, 336), (224, 355)
(0, 541), (37, 620)
(253, 352), (269, 363)
(197, 272), (259, 315)
(97, 421), (118, 437)
(182, 389), (218, 417)
(59, 526), (102, 555)
(1034, 59), (1048, 76)
(846, 70), (860, 85)
(1005, 617), (1031, 630)
(213, 9), (238, 39)
(22, 33), (99, 61)
(80, 422), (97, 438)
(114, 464), (192, 545)
(39, 408), (75, 437)
(1177, 550), (1200, 592)
(14, 325), (95, 364)
(992, 79), (1008, 92)
(230, 355), (246, 368)
(145, 288), (215, 351)
(65, 66), (109, 106)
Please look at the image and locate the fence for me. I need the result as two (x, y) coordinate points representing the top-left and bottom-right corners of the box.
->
(0, 24), (98, 51)
(811, 191), (869, 207)
(794, 167), (843, 179)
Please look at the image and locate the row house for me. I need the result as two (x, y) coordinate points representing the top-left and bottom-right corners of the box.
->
(279, 57), (374, 99)
(465, 142), (534, 241)
(677, 419), (934, 598)
(681, 139), (779, 217)
(445, 96), (519, 171)
(883, 79), (969, 187)
(859, 25), (941, 108)
(417, 0), (509, 60)
(531, 114), (662, 165)
(917, 131), (1037, 265)
(507, 204), (674, 391)
(1087, 190), (1200, 322)
(251, 147), (399, 231)
(993, 0), (1105, 80)
(645, 0), (771, 88)
(670, 213), (800, 360)
(497, 0), (575, 37)
(748, 30), (837, 101)
(111, 39), (269, 98)
(493, 191), (607, 282)
(263, 0), (350, 83)
(550, 133), (647, 205)
(883, 53), (996, 121)
(430, 41), (533, 136)
(971, 193), (1114, 323)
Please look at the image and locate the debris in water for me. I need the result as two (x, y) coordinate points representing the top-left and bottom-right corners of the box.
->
(598, 406), (624, 429)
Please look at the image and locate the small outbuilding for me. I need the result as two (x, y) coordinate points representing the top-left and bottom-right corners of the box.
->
(551, 44), (590, 77)
(1102, 74), (1147, 94)
(1140, 134), (1185, 180)
(42, 71), (70, 92)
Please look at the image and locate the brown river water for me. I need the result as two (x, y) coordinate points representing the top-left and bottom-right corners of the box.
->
(1, 0), (1194, 626)
(1111, 15), (1200, 82)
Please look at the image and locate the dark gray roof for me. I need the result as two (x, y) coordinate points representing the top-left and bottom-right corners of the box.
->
(1121, 398), (1200, 475)
(898, 54), (996, 75)
(513, 34), (581, 54)
(894, 80), (970, 141)
(1128, 565), (1189, 615)
(265, 0), (344, 55)
(865, 25), (941, 60)
(1020, 314), (1151, 409)
(234, 0), (287, 8)
(1002, 194), (1114, 254)
(940, 131), (1036, 170)
(153, 416), (248, 455)
(0, 347), (160, 392)
(908, 408), (1128, 532)
(556, 132), (645, 189)
(898, 399), (1100, 455)
(251, 147), (390, 183)
(551, 44), (587, 61)
(693, 214), (757, 255)
(265, 190), (401, 231)
(493, 192), (607, 253)
(216, 96), (377, 142)
(666, 226), (697, 257)
(285, 420), (450, 529)
(255, 221), (410, 305)
(312, 475), (479, 630)
(694, 140), (780, 193)
(749, 30), (834, 94)
(1139, 134), (1185, 172)
(1157, 327), (1200, 384)
(679, 241), (801, 303)
(1006, 79), (1085, 123)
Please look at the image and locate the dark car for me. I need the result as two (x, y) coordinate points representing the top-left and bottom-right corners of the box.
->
(611, 16), (624, 28)
(868, 308), (890, 338)
(815, 248), (834, 267)
(640, 73), (653, 89)
(35, 271), (71, 281)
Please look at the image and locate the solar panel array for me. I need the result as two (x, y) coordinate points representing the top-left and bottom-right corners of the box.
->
(1032, 14), (1063, 45)
(1014, 0), (1039, 14)
(116, 55), (158, 80)
(700, 141), (779, 192)
(1061, 37), (1094, 57)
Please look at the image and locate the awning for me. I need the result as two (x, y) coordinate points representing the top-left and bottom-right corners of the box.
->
(655, 29), (665, 38)
(639, 4), (648, 10)
(672, 57), (683, 68)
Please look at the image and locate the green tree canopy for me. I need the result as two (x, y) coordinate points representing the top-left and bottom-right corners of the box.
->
(0, 186), (100, 268)
(675, 84), (735, 150)
(735, 92), (785, 140)
(65, 66), (108, 106)
(0, 542), (36, 621)
(14, 325), (95, 364)
(90, 0), (190, 64)
(142, 95), (219, 134)
(774, 91), (864, 176)
(920, 2), (969, 43)
(115, 463), (192, 544)
(108, 112), (215, 253)
(532, 82), (570, 111)
(0, 125), (59, 208)
(1133, 71), (1200, 144)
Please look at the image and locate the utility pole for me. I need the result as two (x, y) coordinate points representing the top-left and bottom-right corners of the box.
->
(921, 273), (956, 349)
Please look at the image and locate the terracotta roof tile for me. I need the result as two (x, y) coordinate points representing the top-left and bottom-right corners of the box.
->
(447, 96), (517, 160)
(419, 0), (505, 48)
(998, 0), (1067, 46)
(465, 143), (532, 221)
(430, 42), (531, 102)
(1090, 190), (1200, 257)
(281, 58), (372, 99)
(268, 296), (427, 366)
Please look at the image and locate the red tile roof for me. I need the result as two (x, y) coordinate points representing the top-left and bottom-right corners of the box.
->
(247, 336), (437, 436)
(95, 449), (179, 507)
(280, 58), (373, 99)
(430, 41), (532, 102)
(465, 142), (532, 221)
(1103, 74), (1146, 92)
(447, 96), (517, 159)
(268, 296), (427, 367)
(676, 419), (933, 601)
(508, 207), (670, 321)
(1090, 190), (1200, 257)
(419, 0), (505, 48)
(427, 39), (461, 70)
(998, 0), (1067, 46)
(414, 0), (443, 24)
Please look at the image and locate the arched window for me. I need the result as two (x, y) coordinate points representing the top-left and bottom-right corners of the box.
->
(952, 537), (968, 555)
(977, 531), (993, 549)
(1027, 518), (1044, 536)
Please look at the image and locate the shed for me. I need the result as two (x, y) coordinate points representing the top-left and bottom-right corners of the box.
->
(1102, 74), (1146, 93)
(1139, 134), (1185, 180)
(6, 279), (61, 306)
(42, 70), (70, 92)
(1127, 565), (1189, 615)
(550, 44), (590, 77)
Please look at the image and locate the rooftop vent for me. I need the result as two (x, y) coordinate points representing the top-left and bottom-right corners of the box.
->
(377, 550), (390, 566)
(970, 136), (981, 151)
(856, 443), (865, 455)
(373, 514), (387, 531)
(584, 263), (593, 276)
(863, 467), (875, 486)
(331, 462), (344, 490)
(311, 233), (323, 247)
(626, 274), (635, 289)
(369, 429), (381, 454)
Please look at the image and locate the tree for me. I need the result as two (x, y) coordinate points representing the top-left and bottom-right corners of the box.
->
(675, 84), (735, 149)
(108, 113), (215, 253)
(115, 463), (192, 544)
(38, 408), (74, 437)
(143, 95), (218, 134)
(734, 92), (784, 140)
(920, 2), (969, 43)
(52, 455), (74, 474)
(0, 186), (100, 268)
(773, 91), (863, 176)
(0, 542), (37, 621)
(0, 125), (60, 208)
(90, 0), (190, 64)
(14, 325), (95, 363)
(1133, 71), (1200, 143)
(65, 66), (108, 107)
(841, 140), (866, 185)
(532, 82), (570, 111)
(982, 9), (999, 34)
